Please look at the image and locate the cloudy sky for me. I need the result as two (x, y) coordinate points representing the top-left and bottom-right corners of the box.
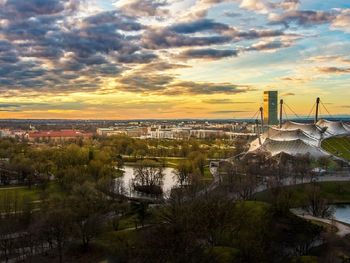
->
(0, 0), (350, 119)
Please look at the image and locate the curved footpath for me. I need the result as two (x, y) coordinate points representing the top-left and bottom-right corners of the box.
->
(291, 211), (350, 237)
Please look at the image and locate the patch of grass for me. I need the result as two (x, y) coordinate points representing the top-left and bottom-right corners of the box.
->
(254, 181), (350, 206)
(309, 220), (337, 233)
(202, 167), (214, 182)
(322, 136), (350, 161)
(291, 256), (318, 263)
(0, 186), (41, 212)
(0, 186), (40, 199)
(117, 214), (137, 230)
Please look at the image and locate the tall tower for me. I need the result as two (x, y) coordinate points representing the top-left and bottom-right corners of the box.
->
(263, 91), (278, 126)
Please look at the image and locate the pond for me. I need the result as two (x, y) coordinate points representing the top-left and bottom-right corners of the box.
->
(116, 166), (178, 198)
(331, 204), (350, 224)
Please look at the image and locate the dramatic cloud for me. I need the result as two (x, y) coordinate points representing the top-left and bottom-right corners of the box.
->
(277, 0), (300, 11)
(246, 39), (293, 51)
(169, 19), (230, 34)
(210, 110), (249, 114)
(318, 67), (350, 74)
(118, 0), (169, 17)
(331, 9), (350, 33)
(118, 73), (174, 93)
(179, 48), (238, 60)
(202, 99), (254, 104)
(0, 0), (349, 118)
(166, 81), (254, 95)
(281, 92), (296, 96)
(239, 0), (270, 14)
(141, 28), (232, 49)
(4, 0), (65, 18)
(116, 71), (253, 96)
(269, 10), (334, 27)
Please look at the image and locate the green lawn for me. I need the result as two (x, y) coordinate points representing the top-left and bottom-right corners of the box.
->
(0, 186), (40, 199)
(0, 186), (41, 212)
(254, 181), (350, 206)
(0, 182), (64, 212)
(321, 136), (350, 161)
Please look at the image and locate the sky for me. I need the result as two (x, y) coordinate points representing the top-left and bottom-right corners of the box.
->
(0, 0), (350, 119)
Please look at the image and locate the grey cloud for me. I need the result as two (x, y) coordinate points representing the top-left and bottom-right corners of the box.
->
(4, 0), (64, 19)
(210, 110), (249, 114)
(83, 10), (143, 31)
(0, 41), (13, 52)
(140, 62), (190, 71)
(232, 29), (286, 40)
(278, 0), (300, 10)
(179, 48), (238, 60)
(142, 28), (232, 49)
(118, 74), (174, 93)
(166, 81), (254, 95)
(246, 40), (292, 51)
(318, 67), (350, 74)
(0, 104), (21, 108)
(117, 52), (158, 64)
(119, 0), (168, 17)
(115, 71), (254, 96)
(281, 92), (295, 96)
(202, 99), (254, 104)
(270, 10), (334, 27)
(223, 11), (242, 18)
(169, 19), (230, 34)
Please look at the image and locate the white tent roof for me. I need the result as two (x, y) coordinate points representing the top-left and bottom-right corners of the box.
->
(248, 119), (350, 158)
(266, 127), (319, 146)
(281, 121), (323, 140)
(263, 138), (330, 158)
(317, 119), (350, 136)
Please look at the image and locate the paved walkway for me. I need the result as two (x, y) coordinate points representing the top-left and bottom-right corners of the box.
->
(292, 212), (350, 237)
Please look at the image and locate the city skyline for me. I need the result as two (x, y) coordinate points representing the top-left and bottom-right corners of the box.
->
(0, 0), (350, 119)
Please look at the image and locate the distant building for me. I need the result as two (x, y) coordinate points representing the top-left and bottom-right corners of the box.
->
(0, 129), (27, 139)
(28, 130), (92, 142)
(97, 128), (127, 136)
(97, 127), (147, 138)
(263, 91), (278, 126)
(190, 129), (224, 139)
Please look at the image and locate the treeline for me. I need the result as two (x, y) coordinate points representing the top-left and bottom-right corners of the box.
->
(101, 190), (324, 263)
(0, 140), (122, 188)
(0, 135), (247, 187)
(98, 135), (248, 159)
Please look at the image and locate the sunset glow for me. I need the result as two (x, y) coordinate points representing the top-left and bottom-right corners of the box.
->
(0, 0), (350, 119)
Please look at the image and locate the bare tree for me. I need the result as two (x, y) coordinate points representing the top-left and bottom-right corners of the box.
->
(305, 183), (334, 218)
(133, 160), (164, 194)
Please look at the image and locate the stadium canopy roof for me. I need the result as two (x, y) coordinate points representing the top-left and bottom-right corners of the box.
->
(248, 119), (350, 159)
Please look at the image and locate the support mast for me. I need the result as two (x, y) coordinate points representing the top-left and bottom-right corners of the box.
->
(259, 107), (264, 132)
(279, 99), (283, 128)
(315, 97), (320, 123)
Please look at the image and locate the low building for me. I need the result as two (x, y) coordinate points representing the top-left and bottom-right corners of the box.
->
(190, 129), (225, 139)
(28, 130), (92, 142)
(97, 128), (127, 136)
(0, 129), (27, 139)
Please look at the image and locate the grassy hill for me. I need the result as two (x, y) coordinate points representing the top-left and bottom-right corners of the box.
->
(321, 136), (350, 161)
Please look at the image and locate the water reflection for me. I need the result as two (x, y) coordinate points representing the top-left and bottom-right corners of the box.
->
(332, 204), (350, 224)
(116, 166), (178, 198)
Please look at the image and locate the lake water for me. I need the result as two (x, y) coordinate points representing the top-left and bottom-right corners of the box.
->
(332, 204), (350, 224)
(117, 166), (178, 198)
